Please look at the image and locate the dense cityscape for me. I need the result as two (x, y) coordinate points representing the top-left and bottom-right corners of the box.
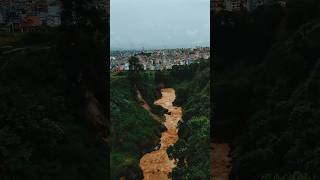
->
(212, 0), (286, 12)
(110, 47), (210, 72)
(0, 0), (62, 32)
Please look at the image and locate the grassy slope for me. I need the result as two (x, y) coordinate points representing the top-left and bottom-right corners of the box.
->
(110, 72), (161, 179)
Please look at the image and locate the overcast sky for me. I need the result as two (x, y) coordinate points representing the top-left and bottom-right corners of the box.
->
(110, 0), (210, 50)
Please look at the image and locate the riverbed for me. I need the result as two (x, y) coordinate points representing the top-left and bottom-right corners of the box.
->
(140, 88), (182, 180)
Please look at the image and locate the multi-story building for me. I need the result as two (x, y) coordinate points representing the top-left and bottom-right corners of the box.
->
(212, 0), (277, 12)
(247, 0), (264, 11)
(20, 15), (41, 32)
(0, 0), (61, 31)
(124, 63), (129, 70)
(47, 2), (61, 27)
(225, 0), (247, 11)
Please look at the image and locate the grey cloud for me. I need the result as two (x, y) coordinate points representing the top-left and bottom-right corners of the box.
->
(111, 0), (210, 50)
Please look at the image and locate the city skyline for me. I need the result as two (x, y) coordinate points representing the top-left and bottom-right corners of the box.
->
(110, 0), (210, 50)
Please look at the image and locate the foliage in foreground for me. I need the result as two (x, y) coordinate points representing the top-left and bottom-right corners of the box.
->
(213, 3), (320, 180)
(110, 72), (162, 179)
(0, 49), (107, 180)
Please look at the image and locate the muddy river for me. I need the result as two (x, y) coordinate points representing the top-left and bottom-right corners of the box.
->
(140, 88), (182, 180)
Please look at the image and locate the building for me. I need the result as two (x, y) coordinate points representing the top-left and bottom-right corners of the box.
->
(247, 0), (256, 11)
(147, 63), (155, 70)
(225, 0), (247, 11)
(7, 14), (21, 32)
(247, 0), (264, 11)
(213, 0), (225, 12)
(20, 15), (41, 32)
(155, 64), (160, 70)
(124, 63), (129, 70)
(46, 15), (60, 26)
(47, 3), (61, 27)
(0, 0), (61, 32)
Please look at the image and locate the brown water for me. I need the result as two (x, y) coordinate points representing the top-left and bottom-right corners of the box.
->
(211, 143), (232, 180)
(140, 88), (182, 180)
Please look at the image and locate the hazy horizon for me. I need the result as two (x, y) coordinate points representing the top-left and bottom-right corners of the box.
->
(110, 0), (210, 50)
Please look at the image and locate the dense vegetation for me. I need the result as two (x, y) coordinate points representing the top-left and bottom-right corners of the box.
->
(213, 0), (320, 179)
(155, 60), (211, 179)
(0, 0), (108, 179)
(109, 56), (210, 179)
(110, 72), (163, 179)
(0, 48), (107, 180)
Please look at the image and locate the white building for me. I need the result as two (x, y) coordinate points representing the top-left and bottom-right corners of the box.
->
(225, 0), (246, 11)
(124, 63), (129, 70)
(203, 55), (210, 59)
(47, 16), (61, 27)
(47, 4), (61, 27)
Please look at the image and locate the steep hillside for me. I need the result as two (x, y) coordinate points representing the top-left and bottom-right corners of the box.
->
(231, 20), (320, 180)
(213, 3), (320, 179)
(110, 72), (162, 179)
(0, 48), (107, 180)
(156, 60), (211, 179)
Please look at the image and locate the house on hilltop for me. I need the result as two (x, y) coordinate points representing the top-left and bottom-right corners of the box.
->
(20, 15), (41, 32)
